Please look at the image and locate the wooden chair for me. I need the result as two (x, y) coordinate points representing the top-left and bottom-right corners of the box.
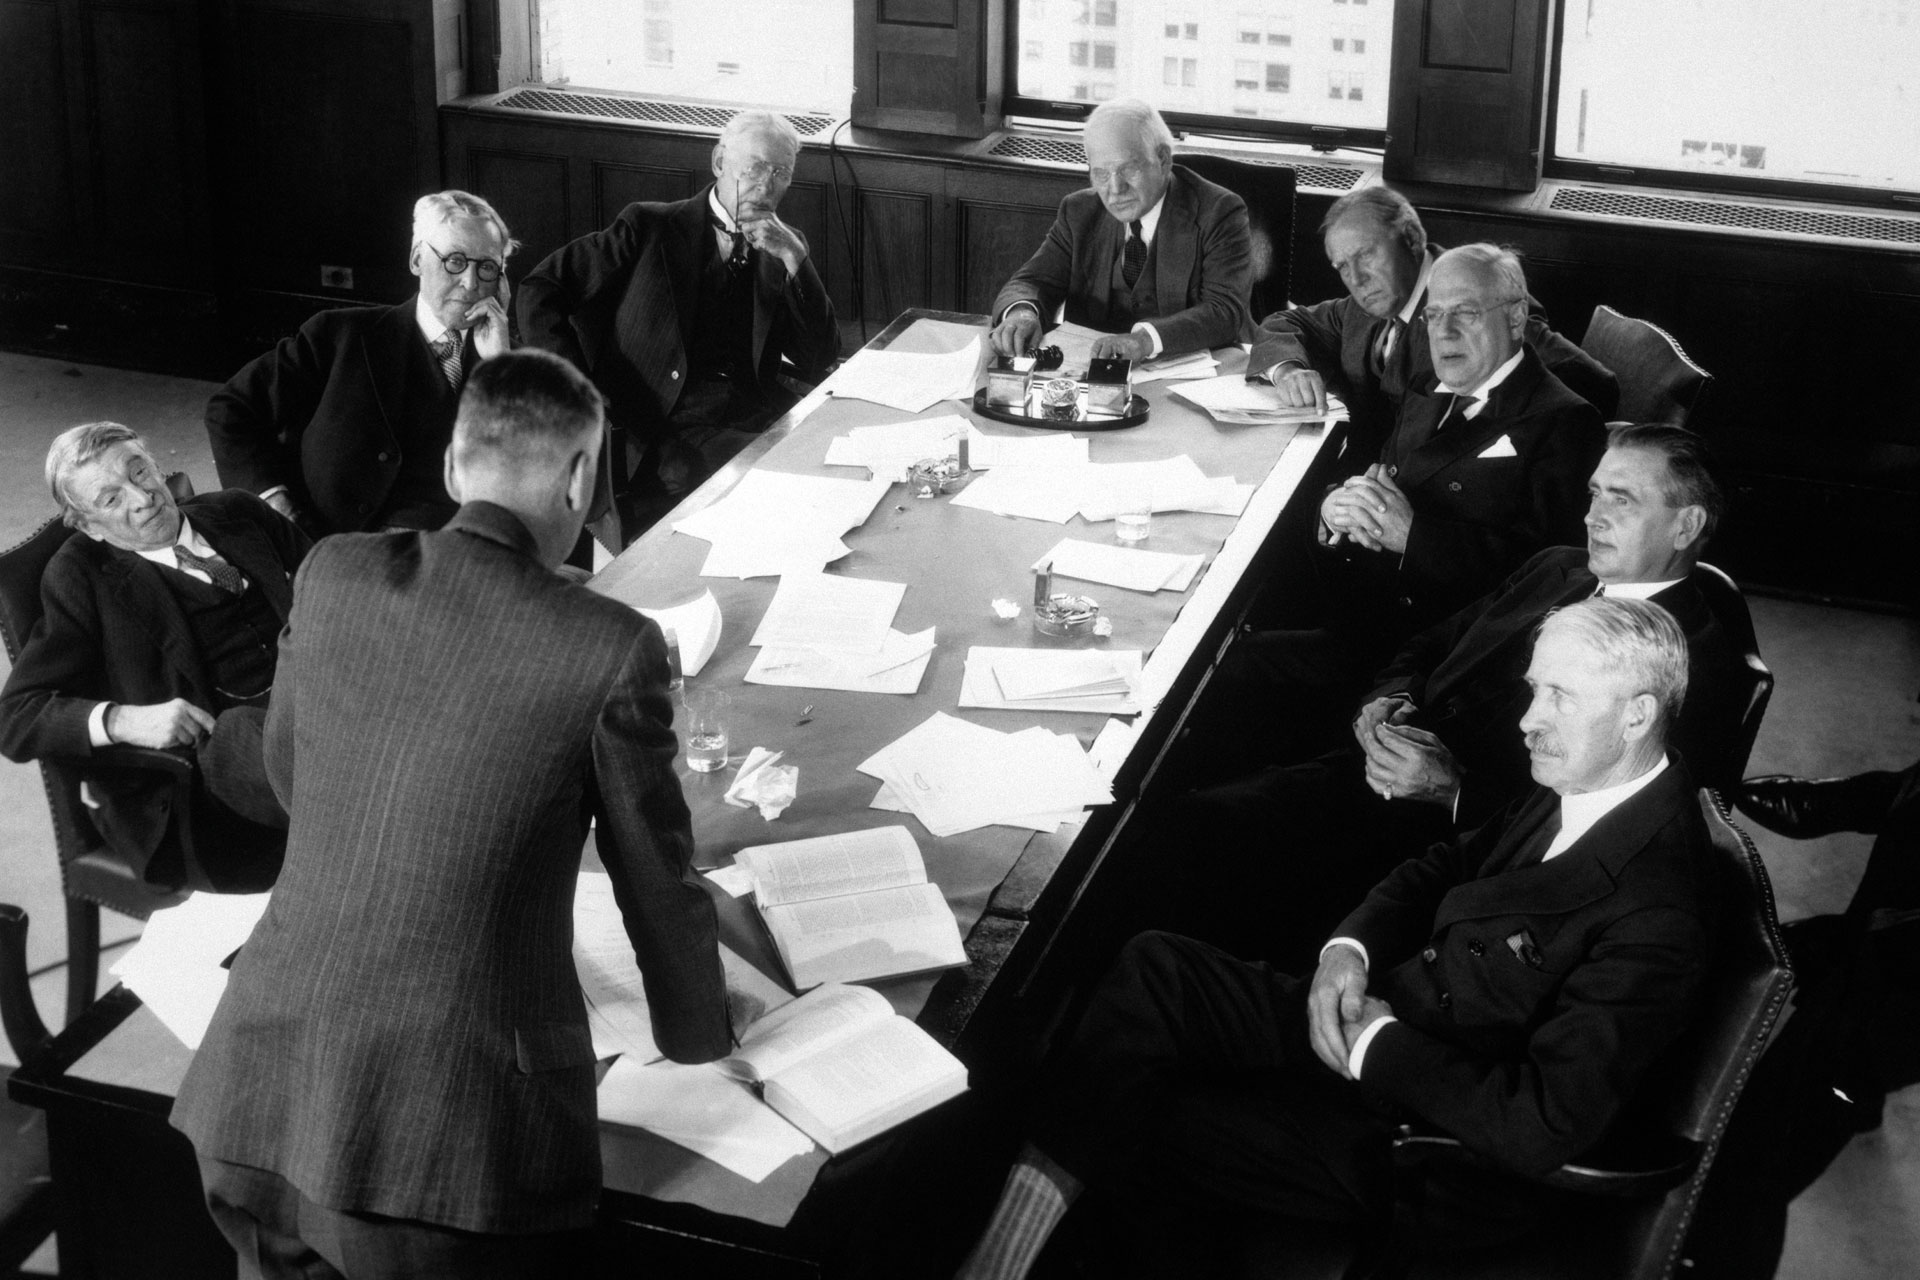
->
(0, 515), (191, 1026)
(1691, 563), (1775, 792)
(0, 905), (55, 1274)
(1174, 153), (1296, 324)
(1579, 306), (1713, 427)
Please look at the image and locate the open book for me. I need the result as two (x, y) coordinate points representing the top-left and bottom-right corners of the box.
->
(722, 983), (969, 1153)
(735, 826), (968, 989)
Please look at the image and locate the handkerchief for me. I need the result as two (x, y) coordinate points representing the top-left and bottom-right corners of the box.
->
(1478, 434), (1518, 459)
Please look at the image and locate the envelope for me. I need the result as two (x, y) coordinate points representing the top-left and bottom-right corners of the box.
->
(1478, 434), (1518, 459)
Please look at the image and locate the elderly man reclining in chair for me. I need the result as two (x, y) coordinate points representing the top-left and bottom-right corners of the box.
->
(954, 598), (1720, 1279)
(0, 422), (309, 891)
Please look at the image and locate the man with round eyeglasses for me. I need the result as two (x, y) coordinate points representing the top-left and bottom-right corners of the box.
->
(989, 98), (1253, 364)
(206, 190), (517, 537)
(519, 110), (838, 541)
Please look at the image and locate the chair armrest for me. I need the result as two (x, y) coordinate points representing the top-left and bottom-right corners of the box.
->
(1392, 1128), (1702, 1200)
(0, 905), (52, 1062)
(88, 744), (194, 781)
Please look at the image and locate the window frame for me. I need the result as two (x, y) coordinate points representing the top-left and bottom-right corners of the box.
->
(1541, 0), (1920, 212)
(1001, 0), (1389, 148)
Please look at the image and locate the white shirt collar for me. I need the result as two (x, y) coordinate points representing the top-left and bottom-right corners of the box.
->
(133, 515), (216, 571)
(1395, 251), (1436, 327)
(1130, 193), (1167, 246)
(708, 187), (739, 235)
(1544, 756), (1669, 861)
(1442, 345), (1526, 406)
(1599, 578), (1682, 601)
(415, 293), (454, 348)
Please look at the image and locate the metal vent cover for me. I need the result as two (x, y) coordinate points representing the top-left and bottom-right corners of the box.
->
(495, 89), (836, 138)
(1293, 164), (1363, 192)
(991, 134), (1363, 193)
(1550, 186), (1920, 246)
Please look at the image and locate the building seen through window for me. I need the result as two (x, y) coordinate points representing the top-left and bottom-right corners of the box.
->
(537, 0), (855, 116)
(1015, 0), (1392, 130)
(1555, 0), (1920, 194)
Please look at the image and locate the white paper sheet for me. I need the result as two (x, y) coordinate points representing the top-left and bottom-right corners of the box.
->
(963, 427), (1090, 470)
(824, 414), (972, 481)
(828, 337), (983, 413)
(746, 626), (936, 695)
(748, 573), (907, 655)
(856, 712), (1113, 837)
(1033, 538), (1205, 593)
(633, 589), (723, 677)
(676, 471), (891, 579)
(946, 467), (1086, 522)
(958, 647), (1145, 715)
(1131, 349), (1220, 383)
(109, 891), (271, 1049)
(596, 1057), (815, 1182)
(1169, 375), (1348, 425)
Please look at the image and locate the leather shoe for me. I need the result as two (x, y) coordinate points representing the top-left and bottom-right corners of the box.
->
(1735, 774), (1878, 839)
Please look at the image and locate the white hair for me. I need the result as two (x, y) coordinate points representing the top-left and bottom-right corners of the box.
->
(409, 190), (518, 260)
(45, 422), (149, 528)
(715, 110), (802, 161)
(1085, 99), (1176, 160)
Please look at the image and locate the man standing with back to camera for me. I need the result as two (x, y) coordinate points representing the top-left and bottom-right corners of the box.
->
(174, 349), (730, 1278)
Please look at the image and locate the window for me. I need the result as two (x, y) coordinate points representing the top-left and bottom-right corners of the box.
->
(1093, 82), (1117, 99)
(1094, 42), (1116, 69)
(1011, 0), (1392, 137)
(1070, 41), (1089, 65)
(1328, 71), (1344, 98)
(1026, 39), (1043, 59)
(1348, 70), (1364, 100)
(533, 0), (853, 114)
(1551, 0), (1920, 196)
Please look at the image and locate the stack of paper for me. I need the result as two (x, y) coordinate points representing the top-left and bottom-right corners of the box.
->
(946, 467), (1086, 522)
(1170, 375), (1348, 426)
(824, 414), (970, 481)
(960, 647), (1143, 714)
(829, 337), (983, 413)
(1033, 538), (1205, 593)
(674, 471), (893, 578)
(965, 426), (1089, 470)
(633, 589), (723, 677)
(109, 891), (271, 1048)
(1132, 350), (1220, 383)
(741, 572), (936, 695)
(858, 712), (1115, 836)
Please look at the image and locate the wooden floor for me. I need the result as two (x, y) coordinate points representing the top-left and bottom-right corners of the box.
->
(1, 351), (1917, 1276)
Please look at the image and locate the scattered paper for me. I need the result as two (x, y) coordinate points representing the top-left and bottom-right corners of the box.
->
(1087, 716), (1141, 782)
(824, 415), (971, 481)
(947, 467), (1085, 523)
(597, 1056), (815, 1182)
(1131, 350), (1220, 383)
(829, 337), (983, 413)
(109, 891), (271, 1049)
(749, 573), (907, 656)
(747, 626), (937, 695)
(675, 472), (891, 579)
(1169, 375), (1347, 426)
(959, 647), (1144, 715)
(949, 455), (1240, 525)
(634, 590), (723, 678)
(965, 426), (1089, 470)
(857, 712), (1114, 837)
(1033, 538), (1205, 594)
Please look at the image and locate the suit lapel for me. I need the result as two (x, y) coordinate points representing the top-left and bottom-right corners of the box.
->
(1153, 169), (1198, 308)
(191, 503), (294, 623)
(667, 191), (709, 340)
(97, 545), (210, 700)
(359, 302), (417, 449)
(1393, 349), (1546, 490)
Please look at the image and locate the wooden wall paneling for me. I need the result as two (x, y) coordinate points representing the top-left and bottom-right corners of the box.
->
(954, 200), (1062, 316)
(0, 0), (76, 259)
(466, 149), (569, 279)
(855, 188), (934, 324)
(853, 0), (1002, 139)
(780, 181), (835, 305)
(80, 0), (210, 283)
(1385, 0), (1555, 192)
(591, 164), (696, 228)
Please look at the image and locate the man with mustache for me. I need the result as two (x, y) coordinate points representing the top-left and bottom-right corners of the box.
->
(206, 191), (517, 538)
(519, 111), (839, 541)
(955, 599), (1717, 1278)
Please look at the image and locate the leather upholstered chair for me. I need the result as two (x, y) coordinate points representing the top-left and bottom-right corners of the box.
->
(1174, 153), (1296, 323)
(1578, 306), (1713, 427)
(0, 905), (55, 1273)
(1690, 563), (1774, 793)
(0, 510), (193, 1026)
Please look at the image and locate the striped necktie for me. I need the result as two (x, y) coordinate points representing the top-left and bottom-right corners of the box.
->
(1122, 220), (1146, 289)
(432, 330), (465, 391)
(174, 545), (245, 595)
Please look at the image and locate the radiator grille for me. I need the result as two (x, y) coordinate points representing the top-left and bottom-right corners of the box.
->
(1549, 186), (1920, 246)
(494, 89), (835, 137)
(989, 134), (1364, 192)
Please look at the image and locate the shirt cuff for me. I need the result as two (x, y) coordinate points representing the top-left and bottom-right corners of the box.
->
(259, 485), (289, 502)
(89, 702), (114, 749)
(1266, 359), (1303, 385)
(1347, 1015), (1397, 1079)
(1321, 937), (1369, 970)
(1130, 322), (1164, 358)
(1002, 301), (1041, 326)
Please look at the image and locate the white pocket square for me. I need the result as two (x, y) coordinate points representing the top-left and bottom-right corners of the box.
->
(1477, 434), (1518, 459)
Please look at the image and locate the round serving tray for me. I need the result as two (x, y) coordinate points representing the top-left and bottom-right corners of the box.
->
(971, 387), (1151, 432)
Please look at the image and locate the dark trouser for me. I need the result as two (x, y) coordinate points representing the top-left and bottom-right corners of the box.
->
(200, 705), (286, 830)
(199, 1158), (593, 1280)
(1031, 932), (1566, 1273)
(611, 378), (791, 544)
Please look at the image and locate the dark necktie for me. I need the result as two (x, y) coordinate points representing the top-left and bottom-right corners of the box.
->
(1122, 220), (1146, 289)
(712, 214), (749, 272)
(175, 545), (245, 595)
(1369, 317), (1403, 378)
(431, 330), (464, 392)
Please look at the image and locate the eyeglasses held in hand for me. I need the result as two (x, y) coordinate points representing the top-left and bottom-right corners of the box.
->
(425, 244), (504, 283)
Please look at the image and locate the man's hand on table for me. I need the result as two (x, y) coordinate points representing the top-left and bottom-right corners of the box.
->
(1091, 331), (1154, 364)
(989, 309), (1041, 358)
(1266, 364), (1329, 416)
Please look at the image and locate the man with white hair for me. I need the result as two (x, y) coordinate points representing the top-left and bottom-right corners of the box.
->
(989, 98), (1252, 363)
(954, 597), (1718, 1278)
(206, 190), (516, 536)
(1, 422), (309, 890)
(519, 110), (839, 539)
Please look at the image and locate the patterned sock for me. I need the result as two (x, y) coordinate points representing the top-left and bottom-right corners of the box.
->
(955, 1145), (1083, 1280)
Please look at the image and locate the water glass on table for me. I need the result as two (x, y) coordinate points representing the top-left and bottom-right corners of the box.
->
(1115, 486), (1153, 544)
(683, 686), (731, 773)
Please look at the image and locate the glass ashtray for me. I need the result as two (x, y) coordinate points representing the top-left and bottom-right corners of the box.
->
(908, 455), (972, 497)
(1033, 593), (1101, 637)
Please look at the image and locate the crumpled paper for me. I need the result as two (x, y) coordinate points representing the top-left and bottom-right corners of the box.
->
(723, 747), (797, 820)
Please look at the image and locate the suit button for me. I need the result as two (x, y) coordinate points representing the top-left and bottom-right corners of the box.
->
(377, 452), (390, 463)
(671, 370), (681, 380)
(1420, 947), (1437, 964)
(1448, 481), (1462, 492)
(1438, 991), (1452, 1009)
(1468, 939), (1485, 957)
(1387, 465), (1399, 478)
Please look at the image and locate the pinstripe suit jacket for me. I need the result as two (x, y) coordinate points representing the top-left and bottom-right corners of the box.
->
(172, 502), (729, 1234)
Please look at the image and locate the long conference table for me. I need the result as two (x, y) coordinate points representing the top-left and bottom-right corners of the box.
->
(9, 310), (1342, 1278)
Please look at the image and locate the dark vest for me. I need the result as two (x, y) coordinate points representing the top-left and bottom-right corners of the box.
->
(377, 332), (465, 530)
(680, 229), (759, 410)
(1104, 232), (1160, 332)
(164, 566), (281, 712)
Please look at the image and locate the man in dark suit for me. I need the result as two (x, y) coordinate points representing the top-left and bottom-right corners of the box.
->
(173, 350), (731, 1277)
(989, 98), (1252, 363)
(1249, 184), (1616, 442)
(206, 190), (516, 536)
(954, 599), (1717, 1280)
(517, 110), (839, 540)
(1164, 425), (1746, 964)
(0, 422), (308, 891)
